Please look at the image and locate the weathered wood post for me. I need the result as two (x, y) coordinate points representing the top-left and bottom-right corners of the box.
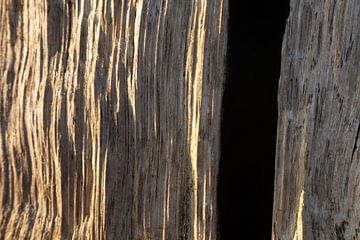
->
(0, 0), (228, 239)
(273, 0), (360, 239)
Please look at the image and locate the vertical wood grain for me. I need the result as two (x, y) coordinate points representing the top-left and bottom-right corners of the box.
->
(273, 0), (360, 239)
(0, 0), (228, 239)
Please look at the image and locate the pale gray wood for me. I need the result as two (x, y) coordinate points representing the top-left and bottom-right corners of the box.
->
(0, 0), (228, 239)
(273, 0), (360, 239)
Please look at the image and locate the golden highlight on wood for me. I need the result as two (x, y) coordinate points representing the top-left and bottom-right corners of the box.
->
(0, 0), (228, 239)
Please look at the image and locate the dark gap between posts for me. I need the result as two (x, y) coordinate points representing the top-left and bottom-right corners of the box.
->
(218, 1), (290, 239)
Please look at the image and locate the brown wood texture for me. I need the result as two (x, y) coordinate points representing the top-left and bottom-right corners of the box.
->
(0, 0), (228, 239)
(273, 0), (360, 239)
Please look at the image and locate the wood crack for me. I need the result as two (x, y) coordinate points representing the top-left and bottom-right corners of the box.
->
(350, 121), (360, 163)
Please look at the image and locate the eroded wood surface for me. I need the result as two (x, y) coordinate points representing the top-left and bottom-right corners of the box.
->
(0, 0), (228, 239)
(273, 0), (360, 239)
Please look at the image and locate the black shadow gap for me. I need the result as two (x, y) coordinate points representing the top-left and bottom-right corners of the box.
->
(217, 1), (289, 239)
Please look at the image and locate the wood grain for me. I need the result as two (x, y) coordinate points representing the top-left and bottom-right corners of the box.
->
(0, 0), (228, 239)
(273, 0), (360, 239)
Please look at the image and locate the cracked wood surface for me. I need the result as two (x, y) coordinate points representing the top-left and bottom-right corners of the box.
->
(0, 0), (228, 239)
(273, 0), (360, 239)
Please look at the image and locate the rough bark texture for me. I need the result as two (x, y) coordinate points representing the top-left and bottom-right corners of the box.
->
(0, 0), (228, 239)
(273, 0), (360, 239)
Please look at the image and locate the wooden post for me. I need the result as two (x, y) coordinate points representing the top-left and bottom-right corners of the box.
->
(273, 0), (360, 239)
(0, 0), (228, 239)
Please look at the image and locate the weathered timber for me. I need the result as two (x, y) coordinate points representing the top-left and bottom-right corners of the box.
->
(0, 0), (228, 239)
(273, 0), (360, 239)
